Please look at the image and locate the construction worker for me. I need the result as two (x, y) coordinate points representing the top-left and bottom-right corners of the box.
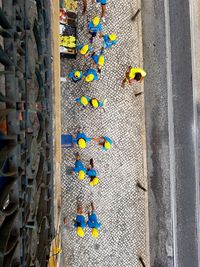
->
(77, 43), (92, 58)
(72, 153), (87, 180)
(84, 68), (99, 83)
(73, 132), (92, 149)
(91, 49), (106, 73)
(68, 70), (83, 82)
(75, 96), (107, 110)
(122, 66), (147, 88)
(90, 98), (107, 110)
(103, 34), (117, 49)
(83, 1), (107, 20)
(93, 136), (113, 151)
(88, 16), (103, 44)
(86, 158), (99, 186)
(75, 96), (90, 108)
(87, 202), (101, 238)
(73, 205), (86, 238)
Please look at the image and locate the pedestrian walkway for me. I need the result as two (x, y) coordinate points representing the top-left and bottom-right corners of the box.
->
(60, 1), (148, 266)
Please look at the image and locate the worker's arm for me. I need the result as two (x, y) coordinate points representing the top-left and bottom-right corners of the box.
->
(82, 0), (87, 15)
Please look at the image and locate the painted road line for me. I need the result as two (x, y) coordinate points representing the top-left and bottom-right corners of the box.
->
(164, 0), (178, 266)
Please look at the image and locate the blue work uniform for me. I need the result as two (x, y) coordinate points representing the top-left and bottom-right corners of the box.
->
(75, 96), (90, 106)
(96, 0), (106, 4)
(103, 34), (117, 49)
(88, 21), (103, 34)
(73, 133), (91, 145)
(68, 70), (83, 82)
(87, 169), (97, 178)
(88, 213), (101, 229)
(102, 136), (113, 151)
(73, 160), (87, 174)
(74, 215), (86, 228)
(84, 69), (99, 81)
(98, 101), (104, 107)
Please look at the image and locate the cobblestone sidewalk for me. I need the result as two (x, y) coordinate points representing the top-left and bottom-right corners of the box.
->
(60, 1), (148, 266)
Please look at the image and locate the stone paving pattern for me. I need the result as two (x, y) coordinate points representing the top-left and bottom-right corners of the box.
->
(60, 0), (147, 266)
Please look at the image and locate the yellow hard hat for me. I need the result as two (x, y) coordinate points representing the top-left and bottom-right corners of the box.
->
(85, 74), (94, 82)
(98, 55), (105, 66)
(78, 138), (86, 149)
(109, 34), (116, 41)
(78, 170), (85, 180)
(74, 71), (81, 78)
(91, 99), (99, 108)
(92, 228), (99, 238)
(129, 68), (135, 79)
(80, 96), (89, 106)
(104, 141), (111, 150)
(77, 227), (85, 237)
(89, 177), (99, 186)
(93, 17), (100, 26)
(93, 177), (99, 185)
(80, 44), (89, 55)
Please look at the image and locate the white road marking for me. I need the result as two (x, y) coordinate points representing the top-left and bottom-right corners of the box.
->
(164, 0), (178, 266)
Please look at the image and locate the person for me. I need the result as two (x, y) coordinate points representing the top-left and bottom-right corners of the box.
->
(88, 16), (103, 43)
(75, 96), (107, 111)
(72, 153), (87, 180)
(92, 136), (112, 151)
(73, 132), (92, 149)
(77, 43), (92, 58)
(102, 34), (117, 49)
(86, 158), (99, 186)
(91, 49), (106, 73)
(84, 68), (99, 83)
(75, 96), (90, 108)
(68, 70), (83, 82)
(73, 205), (87, 238)
(87, 202), (101, 238)
(90, 98), (107, 111)
(83, 0), (107, 20)
(122, 66), (147, 88)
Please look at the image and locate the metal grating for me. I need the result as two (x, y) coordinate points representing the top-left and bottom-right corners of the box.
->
(61, 0), (147, 266)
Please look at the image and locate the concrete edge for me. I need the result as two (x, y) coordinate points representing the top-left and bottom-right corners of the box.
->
(137, 0), (150, 265)
(49, 0), (62, 266)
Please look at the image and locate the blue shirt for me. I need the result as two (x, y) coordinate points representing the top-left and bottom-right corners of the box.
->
(73, 160), (87, 173)
(103, 35), (117, 49)
(88, 213), (101, 229)
(98, 101), (104, 107)
(74, 215), (86, 228)
(84, 69), (99, 81)
(73, 133), (92, 144)
(75, 96), (90, 106)
(68, 70), (83, 82)
(96, 0), (107, 4)
(87, 169), (97, 178)
(88, 21), (103, 33)
(102, 136), (113, 151)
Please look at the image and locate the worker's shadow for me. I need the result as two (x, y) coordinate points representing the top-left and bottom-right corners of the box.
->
(66, 166), (73, 175)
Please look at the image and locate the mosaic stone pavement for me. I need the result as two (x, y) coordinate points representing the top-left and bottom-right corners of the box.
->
(60, 0), (147, 266)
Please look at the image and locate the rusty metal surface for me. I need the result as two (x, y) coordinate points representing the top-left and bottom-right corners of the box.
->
(0, 0), (54, 266)
(61, 1), (147, 266)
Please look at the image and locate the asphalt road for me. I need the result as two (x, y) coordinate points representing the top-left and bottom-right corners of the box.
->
(142, 0), (199, 266)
